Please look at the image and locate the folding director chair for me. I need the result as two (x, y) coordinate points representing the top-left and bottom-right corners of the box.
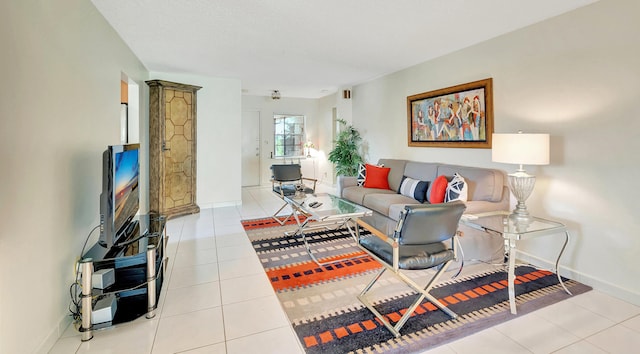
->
(270, 164), (317, 225)
(356, 201), (466, 337)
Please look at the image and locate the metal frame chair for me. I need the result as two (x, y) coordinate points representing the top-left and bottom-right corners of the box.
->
(270, 164), (317, 225)
(356, 201), (466, 337)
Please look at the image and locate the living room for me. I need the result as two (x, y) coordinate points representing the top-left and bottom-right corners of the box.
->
(2, 0), (639, 353)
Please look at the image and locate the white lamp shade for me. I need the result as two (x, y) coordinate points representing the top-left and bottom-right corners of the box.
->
(492, 133), (550, 165)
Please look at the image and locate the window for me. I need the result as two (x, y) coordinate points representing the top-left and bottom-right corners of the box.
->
(274, 114), (305, 158)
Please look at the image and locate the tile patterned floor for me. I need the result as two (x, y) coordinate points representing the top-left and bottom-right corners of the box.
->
(49, 185), (640, 353)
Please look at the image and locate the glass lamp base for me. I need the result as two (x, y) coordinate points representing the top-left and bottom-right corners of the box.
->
(507, 171), (536, 224)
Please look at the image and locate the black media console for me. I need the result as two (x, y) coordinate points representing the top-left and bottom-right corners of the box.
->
(78, 213), (167, 341)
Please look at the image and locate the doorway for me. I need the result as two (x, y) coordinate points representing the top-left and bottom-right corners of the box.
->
(120, 72), (140, 144)
(242, 111), (261, 186)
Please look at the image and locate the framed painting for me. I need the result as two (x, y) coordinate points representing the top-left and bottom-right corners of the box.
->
(407, 78), (493, 148)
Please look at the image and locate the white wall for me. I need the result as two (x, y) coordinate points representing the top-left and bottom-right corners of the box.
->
(148, 72), (242, 208)
(240, 91), (354, 187)
(317, 90), (355, 184)
(242, 95), (333, 186)
(0, 1), (149, 353)
(352, 0), (640, 304)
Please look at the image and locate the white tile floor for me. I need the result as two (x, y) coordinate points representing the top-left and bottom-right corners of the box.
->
(50, 185), (640, 354)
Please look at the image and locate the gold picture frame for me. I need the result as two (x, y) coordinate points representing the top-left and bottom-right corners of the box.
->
(407, 78), (493, 148)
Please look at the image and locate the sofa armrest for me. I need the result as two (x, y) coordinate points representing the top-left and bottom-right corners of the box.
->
(463, 186), (510, 214)
(337, 175), (358, 197)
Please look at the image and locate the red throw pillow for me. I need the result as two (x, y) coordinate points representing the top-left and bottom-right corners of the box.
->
(430, 175), (448, 204)
(363, 164), (391, 190)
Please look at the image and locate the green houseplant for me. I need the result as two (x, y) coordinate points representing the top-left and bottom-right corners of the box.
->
(328, 119), (364, 177)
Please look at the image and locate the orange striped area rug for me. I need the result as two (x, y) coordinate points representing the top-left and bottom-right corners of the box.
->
(241, 215), (307, 230)
(242, 218), (592, 354)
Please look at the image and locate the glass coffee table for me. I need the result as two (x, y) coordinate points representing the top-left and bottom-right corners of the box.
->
(284, 193), (373, 265)
(460, 211), (572, 314)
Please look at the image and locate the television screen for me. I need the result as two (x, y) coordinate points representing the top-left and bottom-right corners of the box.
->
(114, 148), (139, 236)
(100, 144), (140, 249)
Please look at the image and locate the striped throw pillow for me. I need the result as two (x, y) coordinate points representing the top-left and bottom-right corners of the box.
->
(398, 176), (429, 203)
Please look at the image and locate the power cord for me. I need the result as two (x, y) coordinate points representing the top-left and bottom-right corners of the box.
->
(68, 224), (100, 326)
(68, 225), (163, 326)
(114, 230), (159, 248)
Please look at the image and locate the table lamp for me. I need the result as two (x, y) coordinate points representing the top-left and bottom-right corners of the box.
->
(304, 140), (315, 157)
(492, 131), (549, 222)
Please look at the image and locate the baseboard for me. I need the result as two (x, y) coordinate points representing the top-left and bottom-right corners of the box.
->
(517, 253), (640, 306)
(35, 313), (74, 354)
(199, 200), (242, 209)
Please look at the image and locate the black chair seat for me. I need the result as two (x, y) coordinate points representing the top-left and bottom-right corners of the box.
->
(360, 236), (454, 270)
(273, 185), (314, 196)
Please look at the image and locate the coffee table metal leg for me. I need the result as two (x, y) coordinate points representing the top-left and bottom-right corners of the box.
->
(290, 207), (324, 264)
(343, 218), (359, 243)
(297, 216), (366, 267)
(291, 206), (304, 233)
(300, 219), (338, 266)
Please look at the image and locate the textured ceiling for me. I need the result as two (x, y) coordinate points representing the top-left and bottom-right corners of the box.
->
(92, 0), (597, 98)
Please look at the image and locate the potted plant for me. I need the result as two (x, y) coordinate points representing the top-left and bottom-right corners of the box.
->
(328, 119), (364, 176)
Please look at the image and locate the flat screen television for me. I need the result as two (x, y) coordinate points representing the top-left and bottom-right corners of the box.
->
(99, 143), (140, 249)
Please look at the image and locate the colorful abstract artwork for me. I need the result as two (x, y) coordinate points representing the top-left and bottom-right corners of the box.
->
(408, 78), (493, 148)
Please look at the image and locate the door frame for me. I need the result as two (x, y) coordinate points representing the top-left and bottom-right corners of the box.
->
(241, 110), (261, 187)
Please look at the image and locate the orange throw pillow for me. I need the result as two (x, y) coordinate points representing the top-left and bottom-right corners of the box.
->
(429, 175), (448, 204)
(363, 164), (391, 190)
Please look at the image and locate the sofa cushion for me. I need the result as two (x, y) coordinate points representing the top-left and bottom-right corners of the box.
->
(342, 186), (397, 205)
(377, 159), (408, 192)
(363, 193), (419, 217)
(429, 175), (448, 204)
(398, 176), (429, 203)
(363, 164), (391, 189)
(437, 165), (504, 202)
(403, 161), (439, 183)
(388, 202), (423, 221)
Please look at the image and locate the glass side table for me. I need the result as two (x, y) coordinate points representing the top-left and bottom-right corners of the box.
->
(460, 211), (572, 314)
